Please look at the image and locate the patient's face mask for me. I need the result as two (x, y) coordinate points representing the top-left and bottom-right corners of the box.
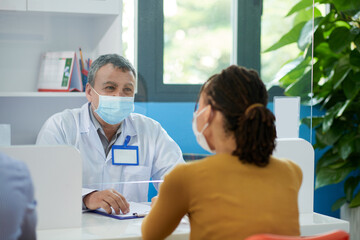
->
(192, 106), (215, 154)
(91, 87), (134, 125)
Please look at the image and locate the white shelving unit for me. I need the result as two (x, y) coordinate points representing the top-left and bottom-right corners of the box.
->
(0, 1), (121, 145)
(0, 92), (86, 97)
(0, 0), (122, 96)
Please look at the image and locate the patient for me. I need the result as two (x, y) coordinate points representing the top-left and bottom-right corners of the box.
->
(141, 65), (303, 240)
(0, 152), (37, 240)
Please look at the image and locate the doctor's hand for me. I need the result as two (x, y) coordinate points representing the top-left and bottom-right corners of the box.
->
(83, 189), (130, 215)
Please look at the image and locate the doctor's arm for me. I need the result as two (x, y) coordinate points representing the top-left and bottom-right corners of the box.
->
(36, 117), (69, 145)
(151, 125), (185, 184)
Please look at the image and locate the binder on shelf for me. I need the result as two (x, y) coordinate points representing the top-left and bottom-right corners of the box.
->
(37, 51), (83, 92)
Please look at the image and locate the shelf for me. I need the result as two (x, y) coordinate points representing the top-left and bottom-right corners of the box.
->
(0, 92), (86, 97)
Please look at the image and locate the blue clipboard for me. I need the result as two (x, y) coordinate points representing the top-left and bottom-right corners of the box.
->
(89, 209), (146, 220)
(88, 202), (150, 220)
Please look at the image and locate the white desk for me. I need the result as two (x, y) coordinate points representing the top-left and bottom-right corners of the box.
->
(37, 212), (190, 240)
(37, 212), (349, 240)
(300, 213), (349, 236)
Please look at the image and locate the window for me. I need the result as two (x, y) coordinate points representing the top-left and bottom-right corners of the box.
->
(261, 0), (299, 84)
(163, 0), (232, 85)
(122, 0), (136, 67)
(137, 0), (261, 102)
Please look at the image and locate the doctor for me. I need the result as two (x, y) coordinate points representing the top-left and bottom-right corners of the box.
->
(36, 54), (184, 215)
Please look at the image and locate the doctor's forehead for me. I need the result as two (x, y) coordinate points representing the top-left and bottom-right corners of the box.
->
(95, 65), (135, 84)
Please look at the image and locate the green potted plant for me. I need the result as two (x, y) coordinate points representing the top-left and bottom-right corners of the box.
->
(265, 0), (360, 237)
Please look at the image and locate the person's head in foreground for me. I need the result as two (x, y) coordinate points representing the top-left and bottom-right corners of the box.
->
(192, 64), (276, 164)
(141, 65), (302, 240)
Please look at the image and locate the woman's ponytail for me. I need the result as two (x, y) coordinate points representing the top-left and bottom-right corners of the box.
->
(233, 105), (276, 167)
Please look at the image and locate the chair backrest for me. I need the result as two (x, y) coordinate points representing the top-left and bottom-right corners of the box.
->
(245, 230), (349, 240)
(0, 145), (82, 230)
(272, 138), (314, 214)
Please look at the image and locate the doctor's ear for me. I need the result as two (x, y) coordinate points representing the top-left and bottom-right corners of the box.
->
(85, 83), (93, 102)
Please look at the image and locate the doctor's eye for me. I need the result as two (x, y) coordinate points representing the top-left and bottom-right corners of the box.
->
(124, 88), (134, 93)
(104, 86), (116, 91)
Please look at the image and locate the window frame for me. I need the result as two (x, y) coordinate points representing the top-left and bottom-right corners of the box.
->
(136, 0), (263, 102)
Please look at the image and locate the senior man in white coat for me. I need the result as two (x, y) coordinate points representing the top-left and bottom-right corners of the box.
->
(36, 54), (184, 215)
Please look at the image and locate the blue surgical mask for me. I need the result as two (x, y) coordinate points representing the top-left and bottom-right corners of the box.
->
(91, 87), (134, 125)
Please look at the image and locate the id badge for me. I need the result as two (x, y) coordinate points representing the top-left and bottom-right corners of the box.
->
(112, 135), (139, 165)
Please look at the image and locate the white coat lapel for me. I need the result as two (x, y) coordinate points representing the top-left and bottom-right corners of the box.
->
(80, 103), (106, 158)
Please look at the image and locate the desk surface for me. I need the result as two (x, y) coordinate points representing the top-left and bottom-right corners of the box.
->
(37, 212), (349, 240)
(37, 212), (190, 240)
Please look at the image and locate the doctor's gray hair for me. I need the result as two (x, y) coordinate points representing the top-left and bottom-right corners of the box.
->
(87, 54), (136, 87)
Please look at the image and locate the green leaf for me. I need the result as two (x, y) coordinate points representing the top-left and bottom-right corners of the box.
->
(316, 122), (342, 146)
(343, 73), (359, 99)
(338, 133), (354, 159)
(277, 57), (311, 87)
(328, 27), (352, 54)
(355, 137), (360, 152)
(336, 99), (352, 118)
(322, 102), (342, 132)
(349, 191), (360, 208)
(344, 176), (360, 202)
(350, 49), (360, 67)
(286, 0), (314, 17)
(327, 159), (348, 169)
(284, 70), (311, 99)
(314, 78), (333, 99)
(315, 42), (339, 60)
(330, 0), (360, 12)
(264, 22), (307, 52)
(332, 57), (351, 89)
(332, 197), (346, 211)
(316, 150), (341, 172)
(301, 116), (324, 128)
(315, 165), (356, 189)
(355, 35), (360, 53)
(294, 7), (323, 26)
(298, 17), (323, 51)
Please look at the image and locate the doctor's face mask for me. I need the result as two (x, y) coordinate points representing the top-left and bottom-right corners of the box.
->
(91, 87), (134, 125)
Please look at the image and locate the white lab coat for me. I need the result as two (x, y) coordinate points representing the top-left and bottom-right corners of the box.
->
(36, 103), (184, 202)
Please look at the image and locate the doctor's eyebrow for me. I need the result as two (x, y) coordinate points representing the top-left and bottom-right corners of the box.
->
(124, 83), (135, 89)
(102, 81), (118, 87)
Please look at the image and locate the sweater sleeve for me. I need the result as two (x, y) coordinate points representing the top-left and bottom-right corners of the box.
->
(141, 163), (188, 240)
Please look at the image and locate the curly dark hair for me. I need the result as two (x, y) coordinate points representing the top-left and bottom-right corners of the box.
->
(198, 65), (277, 167)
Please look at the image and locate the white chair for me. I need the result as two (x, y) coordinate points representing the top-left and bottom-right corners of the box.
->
(273, 138), (349, 236)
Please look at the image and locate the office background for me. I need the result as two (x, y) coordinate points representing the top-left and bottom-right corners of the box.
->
(0, 97), (342, 218)
(0, 0), (343, 219)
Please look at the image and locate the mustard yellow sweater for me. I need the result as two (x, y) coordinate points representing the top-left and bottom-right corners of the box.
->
(142, 153), (302, 240)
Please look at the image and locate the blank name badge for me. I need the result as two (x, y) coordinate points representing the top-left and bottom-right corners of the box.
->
(112, 136), (139, 165)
